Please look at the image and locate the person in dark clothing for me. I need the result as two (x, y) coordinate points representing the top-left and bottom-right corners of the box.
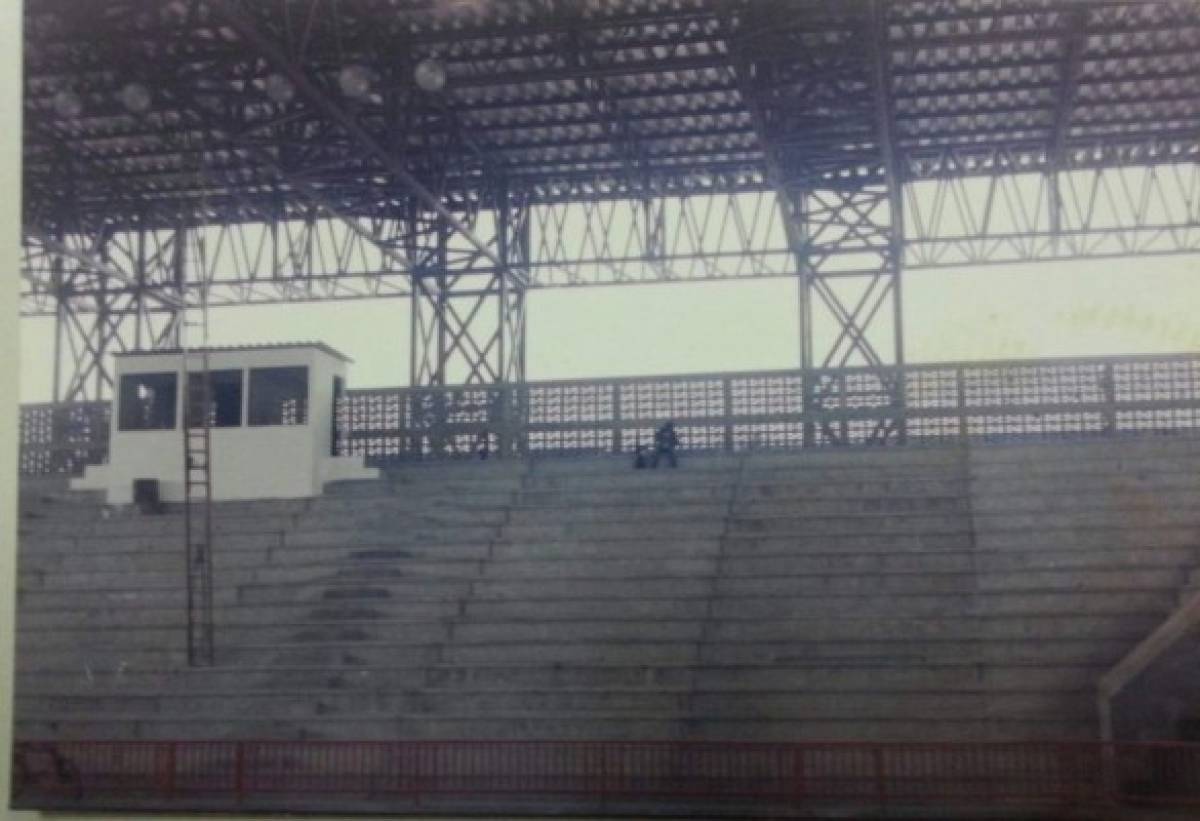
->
(476, 430), (490, 461)
(651, 421), (680, 468)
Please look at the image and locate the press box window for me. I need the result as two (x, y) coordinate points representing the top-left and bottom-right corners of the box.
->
(249, 367), (309, 426)
(186, 369), (244, 428)
(118, 372), (178, 431)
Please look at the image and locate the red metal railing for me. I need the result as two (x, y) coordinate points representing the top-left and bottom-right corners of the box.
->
(12, 740), (1200, 812)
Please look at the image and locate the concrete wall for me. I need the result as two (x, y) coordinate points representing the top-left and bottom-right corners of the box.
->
(71, 346), (375, 503)
(15, 433), (1200, 743)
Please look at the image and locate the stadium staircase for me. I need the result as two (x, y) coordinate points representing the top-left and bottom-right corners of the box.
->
(14, 435), (1200, 744)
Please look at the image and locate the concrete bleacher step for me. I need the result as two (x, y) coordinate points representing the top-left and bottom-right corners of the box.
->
(23, 512), (299, 538)
(742, 473), (967, 492)
(971, 475), (1200, 500)
(12, 716), (1100, 743)
(975, 526), (1200, 550)
(237, 579), (474, 606)
(501, 521), (723, 541)
(974, 546), (1199, 571)
(21, 633), (1132, 681)
(14, 687), (1101, 726)
(970, 487), (1200, 513)
(737, 496), (968, 516)
(295, 508), (510, 530)
(519, 468), (964, 493)
(969, 452), (1200, 474)
(285, 526), (501, 548)
(310, 496), (516, 516)
(16, 542), (499, 575)
(976, 568), (1185, 591)
(463, 598), (710, 621)
(16, 433), (1200, 747)
(15, 544), (463, 574)
(704, 614), (1161, 643)
(52, 540), (1178, 581)
(19, 531), (286, 555)
(490, 539), (721, 560)
(16, 587), (234, 611)
(720, 548), (1197, 576)
(715, 574), (975, 596)
(973, 509), (1200, 529)
(724, 532), (972, 552)
(515, 477), (969, 506)
(16, 600), (463, 630)
(525, 450), (960, 475)
(728, 513), (970, 536)
(10, 661), (1110, 702)
(12, 714), (1099, 743)
(19, 557), (492, 592)
(478, 557), (721, 579)
(328, 477), (525, 496)
(719, 590), (1176, 617)
(505, 504), (728, 524)
(705, 638), (1135, 667)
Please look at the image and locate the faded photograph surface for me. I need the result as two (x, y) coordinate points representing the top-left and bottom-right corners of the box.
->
(13, 0), (1200, 816)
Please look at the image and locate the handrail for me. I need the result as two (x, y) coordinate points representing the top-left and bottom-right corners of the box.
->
(1099, 589), (1200, 741)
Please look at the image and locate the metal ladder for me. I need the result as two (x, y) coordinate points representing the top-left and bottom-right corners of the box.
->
(181, 329), (215, 666)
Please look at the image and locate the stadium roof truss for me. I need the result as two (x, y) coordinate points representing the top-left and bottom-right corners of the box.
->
(21, 0), (1200, 399)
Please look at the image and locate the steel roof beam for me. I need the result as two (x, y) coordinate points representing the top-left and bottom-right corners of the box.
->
(208, 0), (519, 286)
(25, 232), (187, 312)
(165, 99), (420, 279)
(869, 0), (905, 374)
(1049, 6), (1091, 172)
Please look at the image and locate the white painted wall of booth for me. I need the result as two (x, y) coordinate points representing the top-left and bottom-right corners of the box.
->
(72, 345), (377, 504)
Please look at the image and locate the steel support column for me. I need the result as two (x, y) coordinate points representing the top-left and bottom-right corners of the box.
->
(410, 188), (528, 389)
(36, 227), (184, 401)
(785, 185), (903, 444)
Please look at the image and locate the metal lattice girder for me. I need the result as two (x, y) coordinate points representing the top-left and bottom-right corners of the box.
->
(22, 218), (417, 317)
(789, 185), (901, 373)
(905, 163), (1200, 267)
(410, 271), (526, 387)
(410, 189), (529, 387)
(23, 0), (1200, 225)
(26, 230), (186, 401)
(207, 0), (516, 283)
(22, 161), (1200, 315)
(46, 283), (183, 402)
(17, 0), (1200, 401)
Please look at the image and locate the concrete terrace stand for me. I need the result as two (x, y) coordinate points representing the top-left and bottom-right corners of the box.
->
(16, 434), (1200, 815)
(71, 343), (377, 504)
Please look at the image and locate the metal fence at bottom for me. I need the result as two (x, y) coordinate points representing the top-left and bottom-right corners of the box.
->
(11, 740), (1200, 811)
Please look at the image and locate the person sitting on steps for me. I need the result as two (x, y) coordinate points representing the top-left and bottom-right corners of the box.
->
(651, 421), (680, 469)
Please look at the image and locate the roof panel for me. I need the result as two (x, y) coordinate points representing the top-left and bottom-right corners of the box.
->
(23, 0), (1200, 229)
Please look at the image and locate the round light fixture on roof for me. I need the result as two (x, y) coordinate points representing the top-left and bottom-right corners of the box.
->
(52, 89), (83, 118)
(264, 73), (295, 104)
(162, 0), (189, 24)
(119, 82), (152, 114)
(338, 65), (372, 99)
(414, 58), (447, 93)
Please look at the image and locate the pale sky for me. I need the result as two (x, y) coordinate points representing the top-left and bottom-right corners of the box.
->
(17, 254), (1200, 402)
